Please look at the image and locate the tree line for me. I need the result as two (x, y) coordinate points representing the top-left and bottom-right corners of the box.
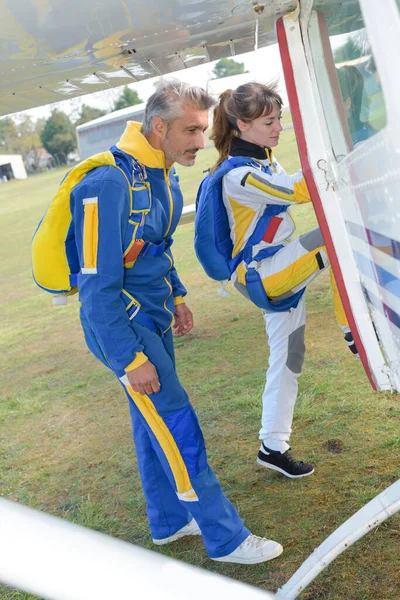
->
(0, 87), (142, 170)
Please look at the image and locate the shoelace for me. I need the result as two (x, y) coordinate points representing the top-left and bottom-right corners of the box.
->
(284, 452), (305, 468)
(242, 535), (268, 549)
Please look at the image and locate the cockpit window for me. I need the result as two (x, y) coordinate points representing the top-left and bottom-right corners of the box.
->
(308, 1), (386, 157)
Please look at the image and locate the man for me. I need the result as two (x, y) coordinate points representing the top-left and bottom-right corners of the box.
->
(73, 80), (282, 564)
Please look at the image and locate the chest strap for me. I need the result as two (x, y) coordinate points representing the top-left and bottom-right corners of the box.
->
(229, 203), (288, 274)
(226, 157), (289, 274)
(226, 157), (305, 312)
(123, 236), (173, 265)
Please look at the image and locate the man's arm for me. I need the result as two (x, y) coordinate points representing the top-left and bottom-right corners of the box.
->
(169, 262), (193, 336)
(170, 263), (187, 305)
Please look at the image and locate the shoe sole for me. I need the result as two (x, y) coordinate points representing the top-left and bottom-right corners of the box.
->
(152, 529), (201, 546)
(256, 458), (314, 479)
(212, 543), (283, 564)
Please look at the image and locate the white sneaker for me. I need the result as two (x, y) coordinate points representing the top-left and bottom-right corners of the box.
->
(212, 534), (283, 564)
(152, 518), (201, 546)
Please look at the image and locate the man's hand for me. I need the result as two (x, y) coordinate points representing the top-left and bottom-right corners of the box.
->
(173, 303), (194, 336)
(126, 361), (160, 395)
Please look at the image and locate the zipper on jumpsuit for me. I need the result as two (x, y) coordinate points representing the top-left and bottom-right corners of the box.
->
(162, 167), (175, 333)
(268, 151), (296, 244)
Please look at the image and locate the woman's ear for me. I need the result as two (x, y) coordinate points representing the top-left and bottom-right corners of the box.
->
(236, 119), (250, 133)
(343, 97), (352, 115)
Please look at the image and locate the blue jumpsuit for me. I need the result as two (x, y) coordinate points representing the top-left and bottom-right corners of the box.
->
(71, 122), (249, 558)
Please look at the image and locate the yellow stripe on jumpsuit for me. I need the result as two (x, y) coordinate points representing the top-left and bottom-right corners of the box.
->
(73, 122), (251, 559)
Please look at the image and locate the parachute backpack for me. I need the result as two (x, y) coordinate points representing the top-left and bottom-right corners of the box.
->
(31, 150), (153, 305)
(194, 157), (305, 312)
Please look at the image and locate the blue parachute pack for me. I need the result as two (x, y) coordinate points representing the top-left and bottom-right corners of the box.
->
(194, 156), (305, 312)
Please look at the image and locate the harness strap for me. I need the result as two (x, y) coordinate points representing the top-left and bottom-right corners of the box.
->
(123, 236), (173, 266)
(252, 245), (284, 263)
(141, 237), (173, 257)
(224, 157), (290, 272)
(229, 243), (283, 274)
(132, 310), (159, 335)
(245, 267), (306, 312)
(126, 302), (160, 335)
(243, 204), (288, 263)
(229, 202), (288, 272)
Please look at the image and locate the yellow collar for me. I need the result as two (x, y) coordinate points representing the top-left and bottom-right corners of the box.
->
(117, 121), (166, 169)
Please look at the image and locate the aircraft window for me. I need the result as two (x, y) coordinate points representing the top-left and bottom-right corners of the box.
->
(308, 1), (387, 157)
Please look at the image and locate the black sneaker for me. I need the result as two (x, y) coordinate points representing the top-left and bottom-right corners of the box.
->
(257, 444), (314, 478)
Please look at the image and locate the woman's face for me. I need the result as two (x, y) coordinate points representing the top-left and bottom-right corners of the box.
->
(238, 103), (283, 148)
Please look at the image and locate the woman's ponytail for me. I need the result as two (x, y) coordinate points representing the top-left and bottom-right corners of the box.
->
(210, 89), (236, 173)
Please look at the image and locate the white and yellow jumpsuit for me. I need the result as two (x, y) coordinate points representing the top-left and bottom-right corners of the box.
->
(223, 139), (347, 453)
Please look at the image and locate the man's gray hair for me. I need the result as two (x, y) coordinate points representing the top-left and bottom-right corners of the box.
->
(141, 79), (215, 134)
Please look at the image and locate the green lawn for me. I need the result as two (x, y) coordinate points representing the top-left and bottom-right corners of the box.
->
(0, 131), (399, 600)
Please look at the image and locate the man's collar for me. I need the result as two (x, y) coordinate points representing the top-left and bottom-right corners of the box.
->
(230, 137), (271, 161)
(117, 121), (166, 169)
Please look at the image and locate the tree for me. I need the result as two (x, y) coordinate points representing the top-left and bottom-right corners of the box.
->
(15, 116), (45, 170)
(41, 110), (76, 165)
(75, 105), (107, 127)
(0, 117), (19, 153)
(113, 87), (143, 111)
(334, 38), (363, 64)
(0, 116), (45, 170)
(212, 58), (248, 79)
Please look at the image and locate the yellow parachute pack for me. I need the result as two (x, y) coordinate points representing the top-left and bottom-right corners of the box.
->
(32, 151), (120, 299)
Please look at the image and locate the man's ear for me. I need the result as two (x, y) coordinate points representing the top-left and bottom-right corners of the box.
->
(237, 119), (250, 133)
(152, 116), (167, 139)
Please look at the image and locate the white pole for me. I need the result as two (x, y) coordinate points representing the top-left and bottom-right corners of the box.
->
(276, 479), (400, 599)
(0, 498), (276, 600)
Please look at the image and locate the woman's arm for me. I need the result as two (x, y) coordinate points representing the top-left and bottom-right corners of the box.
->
(224, 165), (310, 207)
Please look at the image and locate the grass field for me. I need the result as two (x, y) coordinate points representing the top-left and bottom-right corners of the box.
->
(0, 128), (399, 600)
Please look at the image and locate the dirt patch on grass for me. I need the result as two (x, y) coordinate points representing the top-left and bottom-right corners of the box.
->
(323, 439), (345, 454)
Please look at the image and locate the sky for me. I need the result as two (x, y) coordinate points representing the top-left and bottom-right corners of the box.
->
(15, 45), (286, 123)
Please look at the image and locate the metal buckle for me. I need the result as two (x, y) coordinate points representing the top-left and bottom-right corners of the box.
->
(128, 304), (140, 320)
(140, 242), (152, 256)
(131, 159), (146, 184)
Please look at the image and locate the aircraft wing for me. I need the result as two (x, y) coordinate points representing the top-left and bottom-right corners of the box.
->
(0, 0), (296, 116)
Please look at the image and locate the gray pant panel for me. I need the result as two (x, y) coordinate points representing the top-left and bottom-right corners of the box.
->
(286, 324), (306, 374)
(299, 228), (324, 252)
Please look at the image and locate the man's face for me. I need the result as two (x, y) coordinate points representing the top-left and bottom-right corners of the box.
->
(160, 102), (209, 167)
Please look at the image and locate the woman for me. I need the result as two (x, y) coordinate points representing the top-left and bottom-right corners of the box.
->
(337, 65), (374, 145)
(207, 82), (354, 479)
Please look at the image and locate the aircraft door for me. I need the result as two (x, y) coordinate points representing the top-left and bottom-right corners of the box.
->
(277, 0), (400, 391)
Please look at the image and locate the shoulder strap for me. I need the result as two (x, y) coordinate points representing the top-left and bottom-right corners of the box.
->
(197, 156), (259, 197)
(227, 156), (259, 170)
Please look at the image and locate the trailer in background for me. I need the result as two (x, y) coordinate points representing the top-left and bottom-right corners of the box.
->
(76, 103), (146, 160)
